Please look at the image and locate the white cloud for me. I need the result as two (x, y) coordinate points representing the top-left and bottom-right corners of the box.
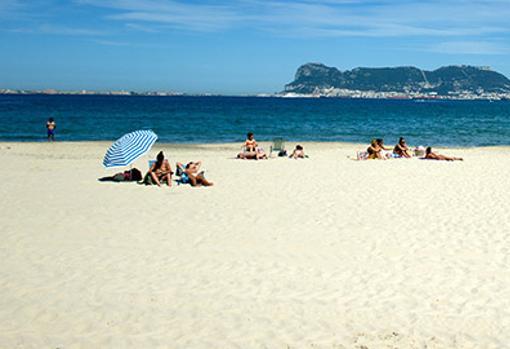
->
(10, 24), (106, 36)
(4, 0), (510, 42)
(75, 0), (510, 38)
(79, 0), (239, 31)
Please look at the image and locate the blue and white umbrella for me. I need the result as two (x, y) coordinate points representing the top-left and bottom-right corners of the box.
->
(103, 130), (158, 168)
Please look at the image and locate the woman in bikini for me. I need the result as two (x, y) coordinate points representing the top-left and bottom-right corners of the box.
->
(367, 139), (384, 159)
(245, 132), (258, 152)
(238, 132), (267, 160)
(177, 161), (214, 186)
(148, 151), (173, 187)
(424, 147), (463, 161)
(393, 137), (412, 158)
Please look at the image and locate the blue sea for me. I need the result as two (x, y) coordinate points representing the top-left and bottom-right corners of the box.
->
(1, 95), (509, 146)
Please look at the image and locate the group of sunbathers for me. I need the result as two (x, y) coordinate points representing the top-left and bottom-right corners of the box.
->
(237, 132), (306, 160)
(101, 134), (462, 187)
(145, 151), (214, 187)
(99, 150), (214, 187)
(366, 137), (463, 161)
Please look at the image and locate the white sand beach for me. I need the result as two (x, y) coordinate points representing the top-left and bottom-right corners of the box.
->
(1, 141), (510, 349)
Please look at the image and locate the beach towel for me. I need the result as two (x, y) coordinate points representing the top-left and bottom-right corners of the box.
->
(357, 151), (369, 160)
(174, 163), (192, 185)
(140, 173), (157, 185)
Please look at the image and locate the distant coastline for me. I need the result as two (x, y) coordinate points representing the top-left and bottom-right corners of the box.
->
(0, 88), (510, 101)
(1, 88), (508, 101)
(0, 88), (186, 97)
(276, 91), (509, 101)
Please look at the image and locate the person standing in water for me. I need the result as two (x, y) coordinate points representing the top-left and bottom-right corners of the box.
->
(46, 117), (56, 141)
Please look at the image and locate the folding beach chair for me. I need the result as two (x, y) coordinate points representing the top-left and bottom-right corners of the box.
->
(270, 138), (286, 157)
(174, 162), (190, 185)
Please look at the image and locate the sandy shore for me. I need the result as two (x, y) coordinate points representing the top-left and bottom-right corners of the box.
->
(1, 141), (509, 348)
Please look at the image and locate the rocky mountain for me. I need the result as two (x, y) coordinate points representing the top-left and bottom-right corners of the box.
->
(284, 63), (510, 95)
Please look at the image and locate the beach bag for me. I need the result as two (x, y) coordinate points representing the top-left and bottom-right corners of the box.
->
(414, 146), (426, 157)
(278, 150), (287, 157)
(125, 168), (142, 181)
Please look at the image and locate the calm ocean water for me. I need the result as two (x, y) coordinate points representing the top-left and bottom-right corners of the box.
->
(1, 95), (509, 146)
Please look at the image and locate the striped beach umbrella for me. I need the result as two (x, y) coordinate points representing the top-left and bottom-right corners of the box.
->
(103, 130), (158, 168)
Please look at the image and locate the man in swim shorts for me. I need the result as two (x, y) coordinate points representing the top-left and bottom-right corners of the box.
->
(46, 117), (56, 141)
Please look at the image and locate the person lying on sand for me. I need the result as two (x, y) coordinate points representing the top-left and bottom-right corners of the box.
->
(393, 137), (412, 158)
(99, 168), (142, 182)
(289, 145), (305, 159)
(237, 147), (268, 160)
(177, 161), (214, 186)
(147, 151), (173, 187)
(424, 147), (463, 161)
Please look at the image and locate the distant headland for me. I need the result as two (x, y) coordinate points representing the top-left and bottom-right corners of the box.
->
(282, 63), (510, 100)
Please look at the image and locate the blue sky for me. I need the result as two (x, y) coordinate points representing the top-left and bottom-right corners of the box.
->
(1, 0), (510, 94)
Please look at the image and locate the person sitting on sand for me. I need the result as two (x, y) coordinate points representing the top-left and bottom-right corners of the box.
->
(289, 145), (305, 159)
(147, 151), (173, 187)
(46, 117), (56, 142)
(393, 137), (412, 158)
(177, 161), (214, 187)
(424, 147), (463, 161)
(377, 139), (392, 159)
(245, 132), (258, 152)
(367, 139), (384, 160)
(377, 139), (391, 151)
(237, 134), (268, 160)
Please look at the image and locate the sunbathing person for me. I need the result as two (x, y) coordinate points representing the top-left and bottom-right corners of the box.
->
(99, 168), (142, 182)
(147, 151), (173, 186)
(393, 137), (412, 158)
(177, 161), (213, 186)
(367, 139), (385, 160)
(289, 145), (305, 159)
(245, 132), (258, 152)
(237, 145), (268, 160)
(424, 147), (463, 161)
